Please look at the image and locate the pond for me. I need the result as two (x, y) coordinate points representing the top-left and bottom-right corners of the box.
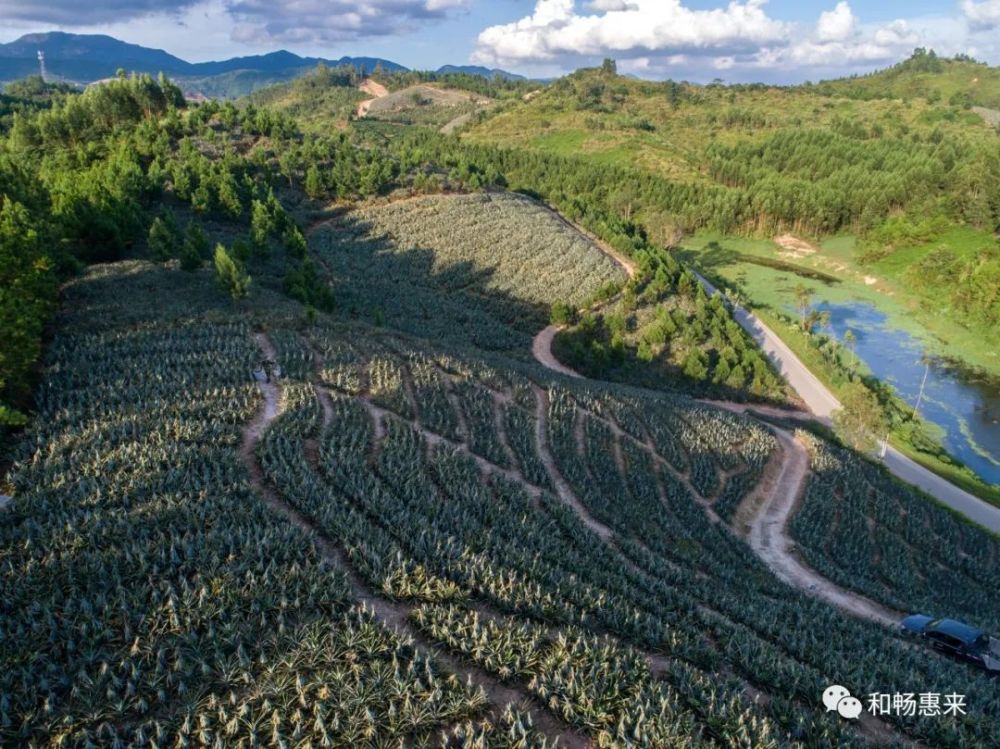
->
(813, 301), (999, 485)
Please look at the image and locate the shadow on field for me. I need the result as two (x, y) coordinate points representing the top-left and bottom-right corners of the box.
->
(310, 213), (550, 355)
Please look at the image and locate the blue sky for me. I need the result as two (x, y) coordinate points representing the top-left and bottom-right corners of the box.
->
(1, 1), (998, 82)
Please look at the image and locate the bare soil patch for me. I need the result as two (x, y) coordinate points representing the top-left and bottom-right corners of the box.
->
(774, 234), (818, 258)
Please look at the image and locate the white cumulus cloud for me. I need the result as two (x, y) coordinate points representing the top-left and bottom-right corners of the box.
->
(472, 0), (936, 80)
(472, 0), (789, 65)
(816, 1), (857, 42)
(754, 13), (919, 70)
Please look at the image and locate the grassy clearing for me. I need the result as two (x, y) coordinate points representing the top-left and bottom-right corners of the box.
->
(363, 83), (492, 129)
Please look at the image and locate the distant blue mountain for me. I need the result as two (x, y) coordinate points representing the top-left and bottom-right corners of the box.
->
(0, 32), (406, 87)
(0, 32), (525, 98)
(435, 65), (525, 82)
(0, 32), (190, 82)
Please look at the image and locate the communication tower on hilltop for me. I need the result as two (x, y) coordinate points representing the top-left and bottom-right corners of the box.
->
(37, 50), (48, 83)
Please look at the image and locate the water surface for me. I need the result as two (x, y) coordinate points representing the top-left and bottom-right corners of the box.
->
(812, 301), (999, 485)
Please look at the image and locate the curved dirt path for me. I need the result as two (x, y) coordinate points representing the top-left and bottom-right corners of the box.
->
(529, 322), (904, 625)
(744, 426), (902, 626)
(242, 333), (592, 749)
(532, 325), (583, 379)
(307, 338), (911, 746)
(530, 213), (636, 381)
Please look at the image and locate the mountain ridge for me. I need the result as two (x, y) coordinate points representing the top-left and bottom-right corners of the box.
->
(0, 32), (524, 96)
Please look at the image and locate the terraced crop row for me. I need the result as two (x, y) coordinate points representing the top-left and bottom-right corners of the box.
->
(0, 282), (491, 747)
(277, 325), (1000, 748)
(5, 261), (999, 747)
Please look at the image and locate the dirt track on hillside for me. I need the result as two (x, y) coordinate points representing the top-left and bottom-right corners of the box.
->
(742, 423), (902, 625)
(529, 315), (905, 626)
(356, 78), (389, 117)
(240, 333), (592, 749)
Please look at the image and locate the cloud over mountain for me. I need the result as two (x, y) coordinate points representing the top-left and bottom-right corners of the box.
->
(473, 0), (930, 78)
(0, 0), (470, 42)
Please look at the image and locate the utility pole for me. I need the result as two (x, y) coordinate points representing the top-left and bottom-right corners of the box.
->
(37, 50), (47, 83)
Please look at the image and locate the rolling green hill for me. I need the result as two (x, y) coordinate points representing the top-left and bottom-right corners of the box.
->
(0, 86), (1000, 749)
(809, 48), (1000, 110)
(3, 67), (1000, 749)
(459, 56), (1000, 368)
(247, 65), (533, 132)
(463, 53), (997, 215)
(245, 64), (366, 128)
(457, 53), (1000, 492)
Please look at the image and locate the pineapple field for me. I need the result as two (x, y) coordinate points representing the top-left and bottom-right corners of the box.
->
(310, 193), (627, 354)
(3, 245), (998, 747)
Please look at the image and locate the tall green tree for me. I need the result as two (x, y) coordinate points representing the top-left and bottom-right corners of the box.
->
(0, 199), (57, 425)
(833, 382), (889, 453)
(214, 243), (251, 300)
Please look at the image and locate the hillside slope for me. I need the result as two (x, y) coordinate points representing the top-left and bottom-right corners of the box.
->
(810, 49), (1000, 109)
(310, 192), (626, 351)
(4, 248), (1000, 747)
(4, 69), (1000, 748)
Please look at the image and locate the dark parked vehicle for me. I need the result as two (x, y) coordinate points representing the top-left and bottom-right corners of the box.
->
(901, 615), (1000, 672)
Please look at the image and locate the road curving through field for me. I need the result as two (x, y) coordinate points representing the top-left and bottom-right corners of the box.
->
(738, 420), (903, 626)
(528, 317), (898, 623)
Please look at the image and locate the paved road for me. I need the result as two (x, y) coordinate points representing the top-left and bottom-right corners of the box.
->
(694, 272), (1000, 535)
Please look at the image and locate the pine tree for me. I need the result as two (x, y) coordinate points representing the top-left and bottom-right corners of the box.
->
(214, 243), (251, 300)
(148, 210), (181, 261)
(183, 221), (210, 261)
(305, 165), (324, 200)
